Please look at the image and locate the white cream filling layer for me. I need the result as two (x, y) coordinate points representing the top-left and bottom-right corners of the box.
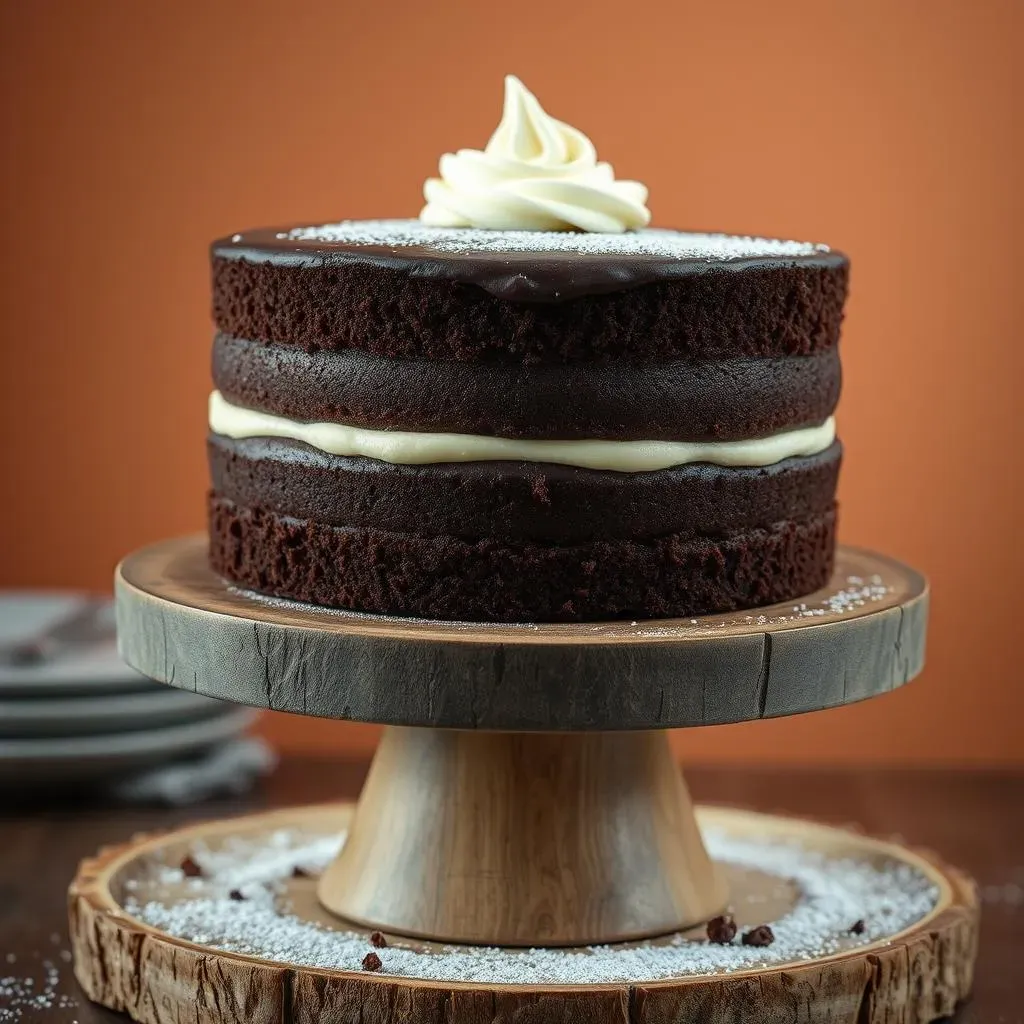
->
(209, 391), (836, 473)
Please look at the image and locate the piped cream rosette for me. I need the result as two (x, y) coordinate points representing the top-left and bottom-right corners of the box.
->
(421, 75), (650, 233)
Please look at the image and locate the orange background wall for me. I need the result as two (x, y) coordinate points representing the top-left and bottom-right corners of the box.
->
(2, 1), (1021, 764)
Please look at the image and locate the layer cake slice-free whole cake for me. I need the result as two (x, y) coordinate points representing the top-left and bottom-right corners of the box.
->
(208, 76), (847, 623)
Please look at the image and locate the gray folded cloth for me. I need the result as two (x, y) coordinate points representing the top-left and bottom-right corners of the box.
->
(109, 736), (277, 805)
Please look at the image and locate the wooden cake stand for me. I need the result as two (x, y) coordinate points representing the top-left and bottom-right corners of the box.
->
(69, 535), (979, 1023)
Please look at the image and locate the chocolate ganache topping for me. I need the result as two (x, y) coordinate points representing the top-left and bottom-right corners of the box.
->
(214, 221), (843, 304)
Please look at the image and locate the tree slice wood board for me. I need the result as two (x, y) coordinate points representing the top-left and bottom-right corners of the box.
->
(115, 536), (928, 730)
(69, 803), (977, 1024)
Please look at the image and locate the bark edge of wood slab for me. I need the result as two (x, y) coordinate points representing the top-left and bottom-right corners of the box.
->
(68, 804), (979, 1024)
(114, 535), (928, 730)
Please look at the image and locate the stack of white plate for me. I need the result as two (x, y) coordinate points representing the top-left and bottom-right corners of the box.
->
(0, 592), (255, 788)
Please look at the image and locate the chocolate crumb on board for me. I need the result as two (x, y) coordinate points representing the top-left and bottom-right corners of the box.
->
(370, 931), (388, 948)
(706, 915), (737, 944)
(849, 919), (866, 935)
(362, 952), (383, 972)
(229, 889), (245, 901)
(741, 924), (775, 947)
(179, 855), (203, 878)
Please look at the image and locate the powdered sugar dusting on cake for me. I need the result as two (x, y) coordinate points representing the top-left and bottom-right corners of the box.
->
(276, 219), (828, 261)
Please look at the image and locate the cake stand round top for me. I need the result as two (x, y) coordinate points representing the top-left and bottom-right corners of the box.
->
(115, 536), (927, 731)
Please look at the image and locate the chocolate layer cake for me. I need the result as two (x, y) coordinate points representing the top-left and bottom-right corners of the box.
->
(207, 222), (846, 622)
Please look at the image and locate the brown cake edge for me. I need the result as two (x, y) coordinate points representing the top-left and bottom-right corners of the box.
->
(207, 435), (842, 545)
(211, 254), (848, 364)
(208, 496), (837, 623)
(212, 334), (841, 441)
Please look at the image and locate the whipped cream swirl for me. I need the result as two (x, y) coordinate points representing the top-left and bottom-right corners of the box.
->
(420, 76), (650, 233)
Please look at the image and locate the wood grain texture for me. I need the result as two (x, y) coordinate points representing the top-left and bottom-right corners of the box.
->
(68, 804), (979, 1024)
(318, 728), (727, 945)
(114, 536), (929, 730)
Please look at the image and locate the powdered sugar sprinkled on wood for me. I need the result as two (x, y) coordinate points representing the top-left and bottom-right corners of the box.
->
(126, 827), (937, 985)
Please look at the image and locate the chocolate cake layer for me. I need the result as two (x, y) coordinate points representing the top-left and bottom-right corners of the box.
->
(208, 435), (842, 544)
(208, 496), (837, 623)
(213, 335), (841, 441)
(212, 234), (848, 365)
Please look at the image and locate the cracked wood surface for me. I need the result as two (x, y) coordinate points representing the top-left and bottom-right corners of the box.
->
(115, 537), (927, 730)
(67, 802), (978, 1024)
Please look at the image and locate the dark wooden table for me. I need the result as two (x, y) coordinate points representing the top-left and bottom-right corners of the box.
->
(1, 760), (1021, 1022)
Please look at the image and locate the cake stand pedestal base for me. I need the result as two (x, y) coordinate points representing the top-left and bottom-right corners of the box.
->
(318, 727), (726, 946)
(73, 537), (978, 1022)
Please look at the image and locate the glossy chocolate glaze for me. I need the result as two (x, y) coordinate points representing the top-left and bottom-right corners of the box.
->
(214, 226), (848, 303)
